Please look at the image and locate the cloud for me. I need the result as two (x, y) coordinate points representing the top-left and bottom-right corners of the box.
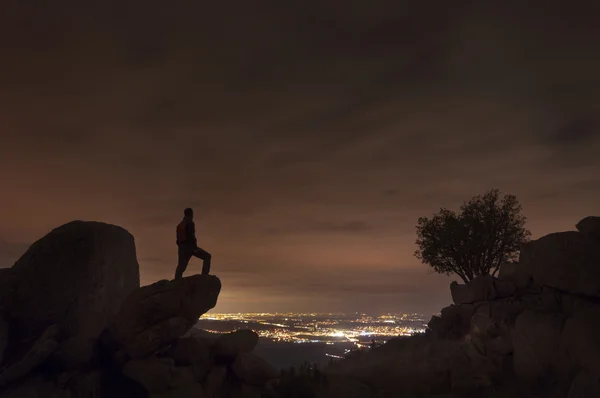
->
(0, 0), (598, 314)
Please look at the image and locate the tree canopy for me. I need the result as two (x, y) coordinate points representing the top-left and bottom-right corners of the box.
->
(415, 189), (531, 283)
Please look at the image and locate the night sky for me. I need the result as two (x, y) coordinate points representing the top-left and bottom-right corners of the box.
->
(1, 1), (599, 314)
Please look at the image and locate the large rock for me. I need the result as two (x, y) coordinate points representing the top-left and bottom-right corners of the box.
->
(0, 325), (59, 388)
(434, 304), (475, 339)
(567, 369), (600, 398)
(0, 374), (57, 398)
(122, 357), (173, 394)
(576, 216), (600, 240)
(214, 329), (259, 359)
(151, 382), (204, 398)
(519, 231), (600, 297)
(170, 337), (210, 366)
(109, 275), (221, 358)
(3, 221), (140, 367)
(203, 366), (227, 398)
(450, 276), (515, 305)
(231, 352), (279, 386)
(560, 305), (600, 375)
(498, 262), (532, 289)
(511, 310), (565, 382)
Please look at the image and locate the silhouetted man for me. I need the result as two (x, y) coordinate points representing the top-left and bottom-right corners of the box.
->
(175, 208), (211, 279)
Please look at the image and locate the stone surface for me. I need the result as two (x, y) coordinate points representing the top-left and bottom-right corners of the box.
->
(519, 231), (600, 297)
(0, 375), (57, 398)
(450, 276), (515, 305)
(170, 337), (210, 366)
(169, 366), (196, 389)
(0, 325), (59, 388)
(151, 382), (204, 398)
(3, 221), (140, 367)
(109, 274), (221, 358)
(122, 357), (173, 394)
(511, 310), (565, 382)
(560, 306), (600, 375)
(203, 366), (227, 398)
(435, 304), (475, 339)
(232, 352), (279, 386)
(567, 369), (600, 398)
(575, 216), (600, 240)
(214, 329), (259, 359)
(498, 262), (532, 290)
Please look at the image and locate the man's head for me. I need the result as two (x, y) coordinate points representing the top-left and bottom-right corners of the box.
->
(184, 208), (194, 218)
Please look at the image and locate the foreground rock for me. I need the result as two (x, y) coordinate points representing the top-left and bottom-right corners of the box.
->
(108, 274), (221, 358)
(2, 221), (140, 367)
(214, 329), (259, 360)
(0, 220), (278, 398)
(0, 325), (59, 388)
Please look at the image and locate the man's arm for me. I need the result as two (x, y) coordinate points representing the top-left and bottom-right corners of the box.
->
(187, 221), (198, 247)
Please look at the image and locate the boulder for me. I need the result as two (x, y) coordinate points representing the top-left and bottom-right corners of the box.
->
(0, 325), (59, 388)
(151, 382), (204, 398)
(470, 312), (497, 338)
(203, 366), (227, 398)
(576, 216), (600, 240)
(511, 310), (565, 382)
(450, 276), (515, 305)
(109, 274), (221, 358)
(427, 315), (441, 334)
(519, 231), (600, 297)
(214, 329), (259, 359)
(435, 304), (475, 339)
(3, 221), (140, 367)
(489, 297), (526, 327)
(560, 305), (600, 374)
(169, 366), (196, 389)
(121, 317), (191, 359)
(567, 369), (600, 398)
(498, 262), (532, 289)
(231, 352), (279, 386)
(122, 357), (173, 394)
(170, 337), (210, 366)
(0, 374), (57, 398)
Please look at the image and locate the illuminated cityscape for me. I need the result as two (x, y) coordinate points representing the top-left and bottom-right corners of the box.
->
(196, 312), (428, 348)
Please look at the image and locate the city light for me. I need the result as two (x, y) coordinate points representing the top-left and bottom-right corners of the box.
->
(196, 312), (428, 346)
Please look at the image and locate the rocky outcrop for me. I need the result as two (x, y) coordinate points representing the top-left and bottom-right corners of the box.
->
(325, 215), (600, 397)
(576, 216), (600, 239)
(108, 275), (221, 358)
(0, 325), (59, 388)
(450, 275), (516, 305)
(520, 231), (600, 297)
(2, 221), (140, 367)
(0, 220), (277, 398)
(214, 329), (259, 359)
(232, 353), (279, 386)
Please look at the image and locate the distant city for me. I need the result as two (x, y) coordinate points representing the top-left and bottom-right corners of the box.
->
(194, 312), (430, 369)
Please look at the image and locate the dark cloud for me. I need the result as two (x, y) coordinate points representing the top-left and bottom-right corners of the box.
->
(549, 119), (598, 147)
(0, 0), (599, 314)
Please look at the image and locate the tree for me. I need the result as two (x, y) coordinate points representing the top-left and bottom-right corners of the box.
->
(415, 189), (531, 283)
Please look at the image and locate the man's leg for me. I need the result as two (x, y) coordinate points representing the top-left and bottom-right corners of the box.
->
(193, 247), (212, 275)
(175, 248), (193, 279)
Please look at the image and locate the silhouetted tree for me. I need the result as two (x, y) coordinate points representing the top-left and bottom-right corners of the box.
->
(415, 189), (531, 283)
